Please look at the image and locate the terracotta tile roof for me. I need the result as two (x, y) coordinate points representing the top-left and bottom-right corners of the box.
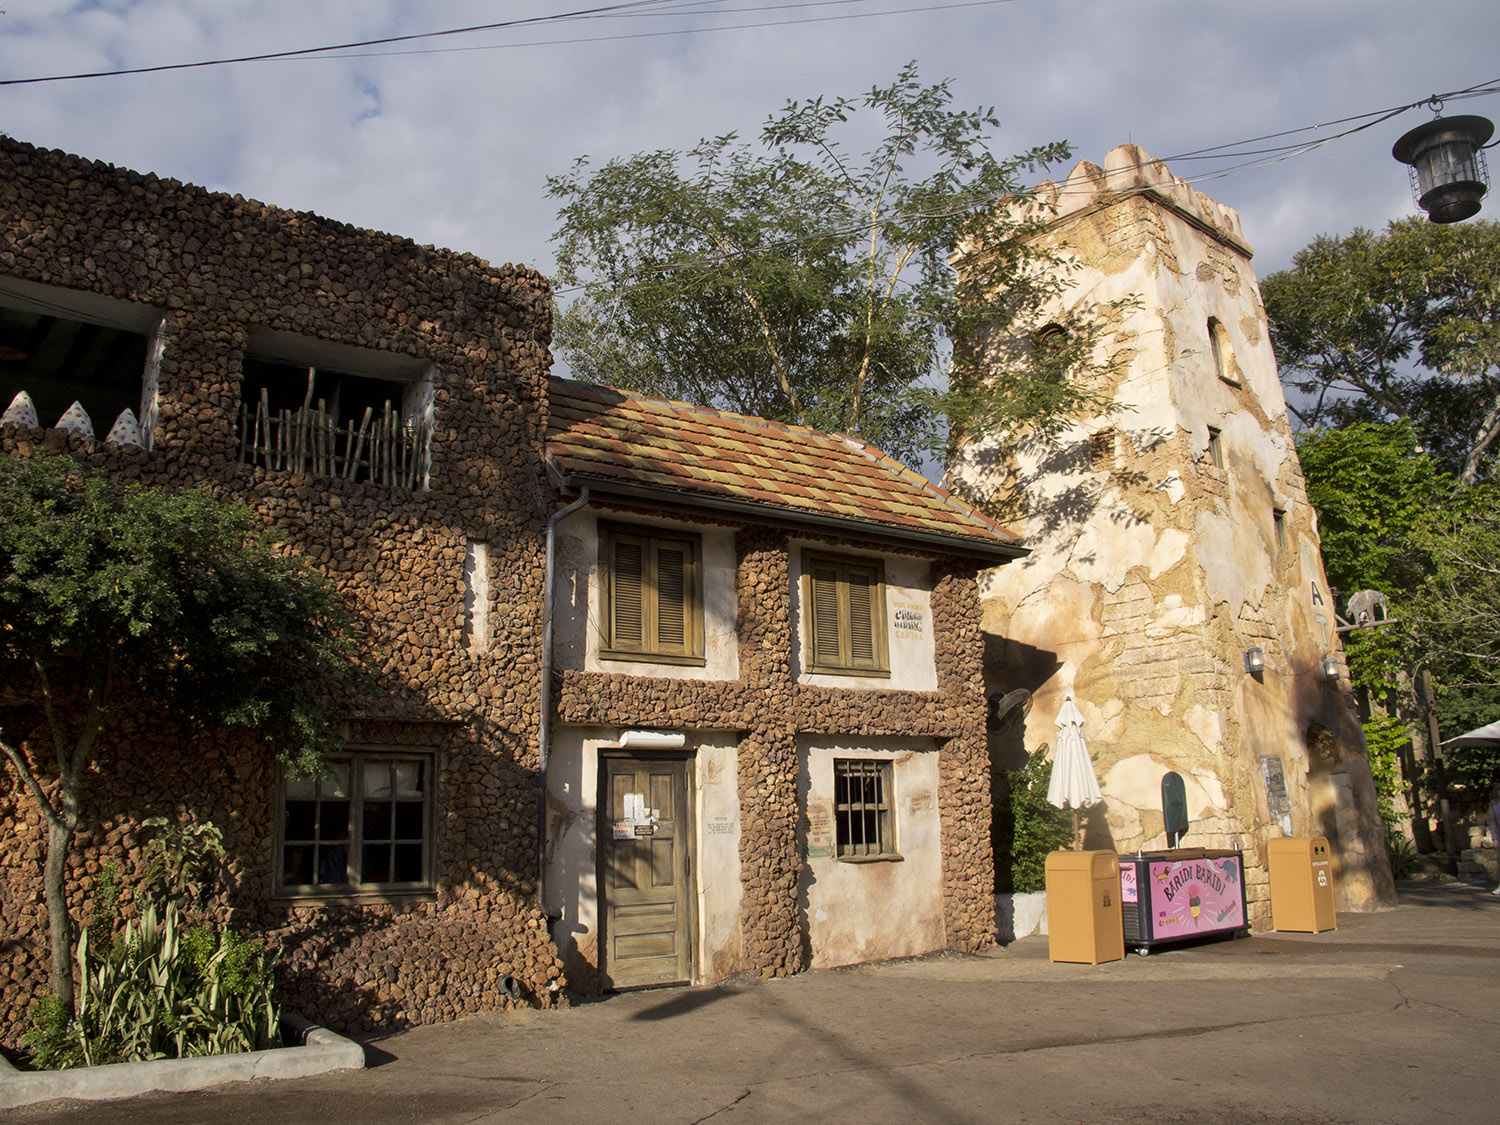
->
(545, 378), (1024, 560)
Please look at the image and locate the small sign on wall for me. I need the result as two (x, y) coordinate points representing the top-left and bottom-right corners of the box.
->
(1260, 757), (1293, 835)
(805, 800), (834, 859)
(892, 602), (925, 637)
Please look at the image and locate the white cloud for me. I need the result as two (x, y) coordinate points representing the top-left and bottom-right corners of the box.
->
(0, 0), (1497, 282)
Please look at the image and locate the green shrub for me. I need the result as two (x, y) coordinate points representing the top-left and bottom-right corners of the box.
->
(1386, 831), (1421, 880)
(24, 901), (279, 1069)
(139, 816), (227, 911)
(995, 751), (1074, 894)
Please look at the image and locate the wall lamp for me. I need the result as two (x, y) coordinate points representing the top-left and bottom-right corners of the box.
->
(1243, 646), (1266, 675)
(1321, 656), (1342, 683)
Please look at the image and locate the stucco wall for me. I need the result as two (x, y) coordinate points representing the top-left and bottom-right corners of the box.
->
(789, 542), (938, 691)
(799, 737), (945, 968)
(550, 519), (999, 982)
(954, 144), (1394, 922)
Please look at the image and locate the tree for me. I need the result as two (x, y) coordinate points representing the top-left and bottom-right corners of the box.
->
(1263, 217), (1500, 485)
(1294, 421), (1447, 596)
(1295, 423), (1500, 833)
(0, 452), (355, 1014)
(549, 62), (1105, 467)
(1404, 483), (1500, 801)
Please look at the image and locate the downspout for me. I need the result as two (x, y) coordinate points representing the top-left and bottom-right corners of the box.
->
(537, 487), (590, 915)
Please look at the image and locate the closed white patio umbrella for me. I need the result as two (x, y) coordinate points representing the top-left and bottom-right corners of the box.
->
(1048, 697), (1103, 850)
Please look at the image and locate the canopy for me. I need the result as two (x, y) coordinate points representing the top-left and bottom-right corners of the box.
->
(1441, 719), (1500, 749)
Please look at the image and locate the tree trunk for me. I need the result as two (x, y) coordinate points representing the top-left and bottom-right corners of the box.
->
(43, 812), (77, 1014)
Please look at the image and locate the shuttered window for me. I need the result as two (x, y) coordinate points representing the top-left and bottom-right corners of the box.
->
(601, 525), (703, 664)
(804, 553), (888, 676)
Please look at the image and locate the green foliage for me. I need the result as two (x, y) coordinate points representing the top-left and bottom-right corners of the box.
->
(1295, 425), (1500, 819)
(0, 452), (354, 772)
(84, 862), (124, 954)
(1294, 422), (1446, 596)
(140, 816), (227, 912)
(1362, 715), (1409, 826)
(24, 901), (279, 1069)
(995, 751), (1074, 894)
(1263, 217), (1500, 485)
(550, 62), (1103, 467)
(0, 450), (357, 1011)
(1385, 831), (1421, 880)
(23, 994), (80, 1071)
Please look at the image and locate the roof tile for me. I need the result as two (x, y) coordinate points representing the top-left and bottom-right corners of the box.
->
(545, 377), (1022, 555)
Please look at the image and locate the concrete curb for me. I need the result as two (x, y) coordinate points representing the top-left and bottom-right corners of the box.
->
(0, 1013), (364, 1110)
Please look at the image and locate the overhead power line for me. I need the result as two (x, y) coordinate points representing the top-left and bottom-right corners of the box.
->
(0, 0), (1020, 86)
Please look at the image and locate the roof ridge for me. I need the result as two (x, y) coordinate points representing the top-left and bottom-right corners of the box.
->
(554, 377), (856, 448)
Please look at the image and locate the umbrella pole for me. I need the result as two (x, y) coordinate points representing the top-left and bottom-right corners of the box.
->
(1072, 809), (1081, 851)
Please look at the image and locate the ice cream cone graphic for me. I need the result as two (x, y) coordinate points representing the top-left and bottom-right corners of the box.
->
(1188, 884), (1201, 925)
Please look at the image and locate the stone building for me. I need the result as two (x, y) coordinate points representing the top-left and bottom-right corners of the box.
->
(952, 144), (1396, 920)
(0, 137), (1019, 1045)
(542, 379), (1022, 990)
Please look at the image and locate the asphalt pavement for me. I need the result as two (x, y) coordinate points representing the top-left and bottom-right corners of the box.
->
(9, 879), (1499, 1124)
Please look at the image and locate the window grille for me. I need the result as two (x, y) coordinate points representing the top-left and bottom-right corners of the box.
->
(834, 759), (895, 858)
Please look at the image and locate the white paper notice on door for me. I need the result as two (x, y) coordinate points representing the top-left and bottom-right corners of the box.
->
(614, 792), (649, 839)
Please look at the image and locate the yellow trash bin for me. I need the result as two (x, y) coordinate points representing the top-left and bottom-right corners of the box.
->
(1045, 849), (1125, 964)
(1267, 836), (1337, 933)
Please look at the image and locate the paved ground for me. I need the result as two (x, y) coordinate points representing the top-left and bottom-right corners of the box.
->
(10, 880), (1499, 1124)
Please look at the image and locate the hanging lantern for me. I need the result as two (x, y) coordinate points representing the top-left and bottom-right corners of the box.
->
(1392, 113), (1493, 224)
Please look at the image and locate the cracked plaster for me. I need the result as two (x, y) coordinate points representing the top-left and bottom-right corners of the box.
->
(956, 144), (1396, 919)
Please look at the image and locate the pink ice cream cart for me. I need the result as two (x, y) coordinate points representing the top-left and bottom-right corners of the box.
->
(1118, 848), (1249, 955)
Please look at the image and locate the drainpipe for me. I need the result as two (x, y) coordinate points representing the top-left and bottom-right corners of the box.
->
(537, 487), (590, 915)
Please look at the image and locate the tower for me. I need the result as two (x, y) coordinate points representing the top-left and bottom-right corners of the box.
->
(953, 145), (1395, 917)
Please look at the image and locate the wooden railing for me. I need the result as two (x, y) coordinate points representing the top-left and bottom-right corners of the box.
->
(236, 386), (429, 490)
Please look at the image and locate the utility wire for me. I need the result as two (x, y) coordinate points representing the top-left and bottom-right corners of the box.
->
(0, 0), (1015, 85)
(550, 78), (1500, 296)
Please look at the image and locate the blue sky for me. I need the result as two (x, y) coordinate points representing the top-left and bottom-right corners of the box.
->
(3, 1), (1498, 285)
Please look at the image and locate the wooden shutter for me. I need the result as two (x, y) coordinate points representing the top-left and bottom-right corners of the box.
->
(811, 562), (844, 666)
(653, 541), (688, 652)
(846, 566), (876, 668)
(806, 555), (887, 675)
(611, 536), (646, 650)
(602, 526), (701, 662)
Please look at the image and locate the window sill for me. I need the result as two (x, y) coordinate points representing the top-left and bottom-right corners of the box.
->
(599, 650), (707, 668)
(836, 853), (904, 864)
(805, 665), (892, 679)
(273, 887), (437, 907)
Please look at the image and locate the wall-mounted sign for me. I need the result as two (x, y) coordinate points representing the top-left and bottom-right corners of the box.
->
(892, 603), (925, 636)
(805, 800), (834, 859)
(1260, 757), (1293, 835)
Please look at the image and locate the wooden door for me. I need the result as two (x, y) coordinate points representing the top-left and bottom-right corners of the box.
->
(600, 755), (693, 989)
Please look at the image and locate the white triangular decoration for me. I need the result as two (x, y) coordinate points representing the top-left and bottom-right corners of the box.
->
(2, 390), (39, 428)
(105, 409), (143, 447)
(56, 401), (95, 439)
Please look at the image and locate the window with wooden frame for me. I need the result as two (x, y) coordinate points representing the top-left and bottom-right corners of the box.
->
(804, 553), (889, 676)
(834, 759), (897, 859)
(1207, 426), (1225, 470)
(600, 524), (704, 664)
(276, 749), (434, 898)
(1207, 318), (1240, 385)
